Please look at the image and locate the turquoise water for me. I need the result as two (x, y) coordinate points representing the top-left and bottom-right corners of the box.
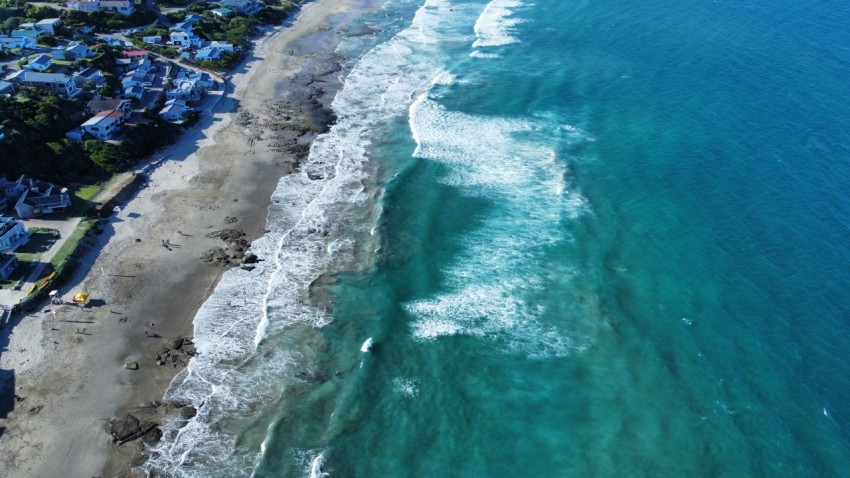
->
(151, 0), (850, 476)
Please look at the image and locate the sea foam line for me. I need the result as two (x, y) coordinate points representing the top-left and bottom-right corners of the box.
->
(404, 90), (591, 358)
(146, 0), (474, 476)
(472, 0), (525, 49)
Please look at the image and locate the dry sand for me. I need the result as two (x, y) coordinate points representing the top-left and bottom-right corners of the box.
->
(0, 0), (372, 475)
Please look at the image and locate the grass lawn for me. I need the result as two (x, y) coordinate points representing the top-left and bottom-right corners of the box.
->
(52, 183), (104, 219)
(50, 219), (94, 270)
(16, 228), (60, 262)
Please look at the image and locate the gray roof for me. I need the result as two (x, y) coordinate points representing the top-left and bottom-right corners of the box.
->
(31, 54), (52, 66)
(10, 71), (71, 84)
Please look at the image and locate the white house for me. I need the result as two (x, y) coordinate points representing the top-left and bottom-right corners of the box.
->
(67, 0), (134, 15)
(81, 109), (124, 140)
(66, 0), (100, 12)
(0, 215), (31, 252)
(175, 70), (214, 90)
(159, 99), (190, 121)
(142, 35), (161, 44)
(0, 81), (13, 95)
(209, 41), (235, 52)
(166, 80), (202, 101)
(169, 31), (202, 47)
(99, 0), (134, 14)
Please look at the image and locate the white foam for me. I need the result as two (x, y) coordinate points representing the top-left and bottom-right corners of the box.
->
(469, 50), (501, 59)
(392, 377), (419, 397)
(403, 87), (593, 358)
(310, 453), (328, 478)
(146, 0), (482, 475)
(472, 0), (525, 49)
(360, 337), (374, 352)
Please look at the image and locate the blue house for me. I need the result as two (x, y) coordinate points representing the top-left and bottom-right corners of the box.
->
(195, 47), (222, 62)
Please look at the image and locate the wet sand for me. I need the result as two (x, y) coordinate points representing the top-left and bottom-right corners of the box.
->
(0, 1), (372, 476)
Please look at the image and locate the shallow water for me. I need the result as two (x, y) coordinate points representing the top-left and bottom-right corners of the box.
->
(151, 0), (850, 476)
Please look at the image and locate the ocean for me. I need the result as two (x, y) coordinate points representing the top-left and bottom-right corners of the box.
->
(148, 0), (850, 476)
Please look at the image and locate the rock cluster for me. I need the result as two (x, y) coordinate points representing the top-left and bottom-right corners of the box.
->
(154, 336), (196, 367)
(201, 228), (257, 266)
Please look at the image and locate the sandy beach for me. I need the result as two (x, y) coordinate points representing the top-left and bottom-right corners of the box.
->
(0, 0), (369, 475)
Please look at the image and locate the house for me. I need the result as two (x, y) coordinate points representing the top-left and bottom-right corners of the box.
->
(66, 0), (100, 12)
(81, 109), (124, 140)
(0, 252), (16, 280)
(209, 41), (235, 52)
(172, 22), (193, 33)
(0, 177), (26, 204)
(65, 127), (87, 141)
(114, 57), (133, 71)
(195, 47), (222, 62)
(124, 84), (145, 100)
(0, 35), (35, 49)
(175, 70), (214, 90)
(26, 54), (52, 72)
(169, 32), (202, 47)
(211, 7), (234, 17)
(87, 97), (132, 117)
(4, 71), (80, 97)
(99, 0), (134, 14)
(35, 18), (62, 35)
(0, 215), (31, 252)
(166, 80), (202, 101)
(0, 80), (14, 95)
(131, 57), (155, 74)
(12, 179), (71, 219)
(67, 0), (134, 15)
(159, 99), (190, 121)
(142, 35), (161, 44)
(11, 28), (39, 40)
(65, 42), (96, 58)
(182, 13), (203, 24)
(121, 70), (148, 89)
(73, 67), (106, 87)
(121, 49), (150, 59)
(220, 0), (263, 15)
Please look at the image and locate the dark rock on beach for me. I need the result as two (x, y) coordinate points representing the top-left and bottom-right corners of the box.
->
(108, 414), (141, 442)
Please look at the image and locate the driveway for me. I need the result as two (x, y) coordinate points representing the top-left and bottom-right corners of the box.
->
(0, 217), (82, 308)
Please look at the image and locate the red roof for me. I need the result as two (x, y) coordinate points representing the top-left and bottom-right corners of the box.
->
(121, 49), (149, 57)
(94, 109), (123, 120)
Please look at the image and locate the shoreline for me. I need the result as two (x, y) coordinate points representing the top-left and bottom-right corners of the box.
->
(0, 1), (373, 476)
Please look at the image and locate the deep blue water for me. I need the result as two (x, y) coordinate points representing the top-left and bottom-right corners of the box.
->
(150, 0), (850, 476)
